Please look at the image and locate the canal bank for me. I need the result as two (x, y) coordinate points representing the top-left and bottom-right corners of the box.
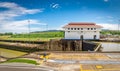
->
(0, 39), (100, 51)
(0, 39), (120, 52)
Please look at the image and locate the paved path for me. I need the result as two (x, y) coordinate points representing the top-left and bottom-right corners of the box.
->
(80, 64), (120, 71)
(0, 63), (55, 71)
(48, 59), (120, 64)
(0, 66), (50, 71)
(79, 60), (120, 64)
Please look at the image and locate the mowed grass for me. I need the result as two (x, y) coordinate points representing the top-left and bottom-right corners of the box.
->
(5, 58), (39, 65)
(0, 31), (64, 41)
(0, 48), (27, 58)
(3, 37), (62, 41)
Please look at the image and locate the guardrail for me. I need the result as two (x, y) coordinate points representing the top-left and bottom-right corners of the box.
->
(94, 44), (102, 52)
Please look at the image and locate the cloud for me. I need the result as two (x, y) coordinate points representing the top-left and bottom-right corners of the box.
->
(107, 16), (113, 19)
(50, 3), (60, 9)
(98, 23), (119, 30)
(96, 16), (104, 19)
(0, 2), (42, 20)
(0, 19), (47, 33)
(0, 2), (44, 33)
(104, 0), (109, 2)
(96, 16), (113, 19)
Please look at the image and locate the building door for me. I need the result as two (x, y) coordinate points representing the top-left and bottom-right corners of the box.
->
(94, 35), (96, 39)
(80, 35), (83, 40)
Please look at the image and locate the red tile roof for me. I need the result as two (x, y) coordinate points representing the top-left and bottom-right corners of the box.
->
(63, 22), (103, 28)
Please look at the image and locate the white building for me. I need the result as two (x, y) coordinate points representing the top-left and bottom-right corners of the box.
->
(63, 22), (102, 40)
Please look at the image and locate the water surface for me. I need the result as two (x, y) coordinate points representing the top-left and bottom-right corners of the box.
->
(100, 42), (120, 52)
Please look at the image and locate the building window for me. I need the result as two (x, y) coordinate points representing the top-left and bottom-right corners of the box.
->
(68, 31), (70, 33)
(81, 31), (83, 33)
(81, 28), (83, 30)
(68, 28), (70, 30)
(91, 28), (93, 30)
(94, 28), (96, 30)
(94, 31), (96, 32)
(88, 28), (89, 30)
(74, 28), (76, 30)
(77, 28), (79, 30)
(71, 28), (73, 30)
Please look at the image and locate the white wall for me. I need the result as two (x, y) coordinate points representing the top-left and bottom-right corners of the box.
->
(64, 28), (101, 39)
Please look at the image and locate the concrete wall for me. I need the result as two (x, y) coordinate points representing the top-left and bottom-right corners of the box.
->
(82, 41), (97, 51)
(46, 39), (98, 51)
(47, 39), (82, 51)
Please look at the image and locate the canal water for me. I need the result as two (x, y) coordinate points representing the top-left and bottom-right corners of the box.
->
(100, 42), (120, 52)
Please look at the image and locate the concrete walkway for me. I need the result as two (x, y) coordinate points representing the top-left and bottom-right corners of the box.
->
(0, 63), (56, 71)
(80, 64), (120, 71)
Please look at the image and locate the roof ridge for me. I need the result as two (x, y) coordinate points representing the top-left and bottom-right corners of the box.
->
(63, 22), (103, 28)
(68, 22), (95, 25)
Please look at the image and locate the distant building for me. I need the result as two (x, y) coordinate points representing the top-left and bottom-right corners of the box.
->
(63, 22), (103, 40)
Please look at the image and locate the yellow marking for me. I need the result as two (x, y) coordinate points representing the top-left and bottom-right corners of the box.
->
(80, 64), (120, 71)
(102, 68), (120, 70)
(80, 69), (120, 71)
(39, 60), (44, 64)
(40, 55), (44, 58)
(46, 56), (49, 59)
(80, 70), (97, 71)
(80, 64), (83, 71)
(96, 65), (103, 69)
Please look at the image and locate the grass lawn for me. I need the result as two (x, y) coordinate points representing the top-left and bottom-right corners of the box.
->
(5, 37), (63, 41)
(0, 36), (63, 41)
(5, 58), (39, 65)
(0, 48), (27, 58)
(0, 31), (64, 41)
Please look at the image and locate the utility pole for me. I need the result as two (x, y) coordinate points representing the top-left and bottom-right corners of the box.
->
(46, 24), (48, 41)
(46, 24), (48, 31)
(0, 51), (2, 62)
(28, 20), (30, 46)
(118, 20), (120, 31)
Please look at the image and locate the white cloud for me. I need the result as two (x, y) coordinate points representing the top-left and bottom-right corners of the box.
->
(1, 19), (46, 33)
(0, 2), (44, 33)
(96, 16), (104, 19)
(50, 3), (60, 9)
(98, 23), (120, 30)
(107, 16), (113, 19)
(104, 0), (109, 2)
(96, 16), (113, 19)
(0, 2), (42, 20)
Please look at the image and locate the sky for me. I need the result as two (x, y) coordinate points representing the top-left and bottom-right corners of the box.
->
(0, 0), (120, 33)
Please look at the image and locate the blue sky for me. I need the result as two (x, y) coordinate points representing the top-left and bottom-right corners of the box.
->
(0, 0), (120, 33)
